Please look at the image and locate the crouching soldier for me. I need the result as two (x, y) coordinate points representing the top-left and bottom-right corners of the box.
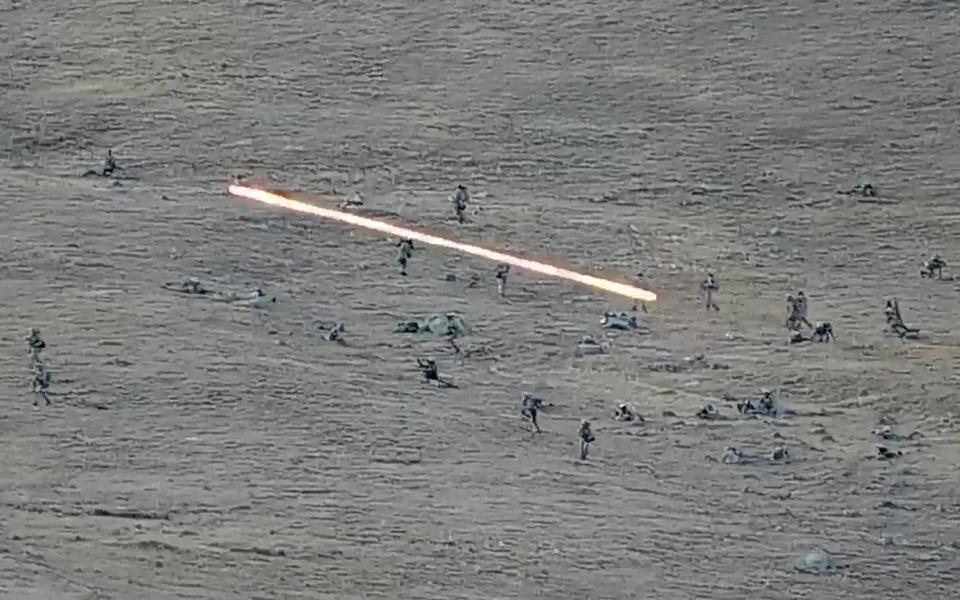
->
(920, 254), (946, 279)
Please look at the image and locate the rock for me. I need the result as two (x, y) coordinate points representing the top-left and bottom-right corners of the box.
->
(796, 549), (834, 573)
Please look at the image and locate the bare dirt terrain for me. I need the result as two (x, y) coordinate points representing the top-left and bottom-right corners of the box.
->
(2, 1), (960, 598)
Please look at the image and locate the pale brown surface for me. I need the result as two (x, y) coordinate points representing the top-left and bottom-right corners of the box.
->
(2, 1), (960, 598)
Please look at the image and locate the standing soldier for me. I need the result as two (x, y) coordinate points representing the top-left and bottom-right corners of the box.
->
(451, 184), (469, 224)
(701, 273), (720, 312)
(577, 420), (595, 460)
(27, 329), (51, 406)
(396, 239), (415, 276)
(795, 290), (812, 328)
(495, 264), (510, 297)
(786, 295), (801, 330)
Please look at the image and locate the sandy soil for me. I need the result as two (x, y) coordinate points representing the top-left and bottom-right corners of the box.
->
(2, 1), (960, 598)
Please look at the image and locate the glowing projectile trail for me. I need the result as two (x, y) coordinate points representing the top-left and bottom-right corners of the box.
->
(228, 184), (657, 302)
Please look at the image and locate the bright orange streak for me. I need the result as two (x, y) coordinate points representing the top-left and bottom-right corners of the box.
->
(228, 184), (657, 302)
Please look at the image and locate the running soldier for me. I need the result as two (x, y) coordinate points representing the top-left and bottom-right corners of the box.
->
(495, 264), (510, 297)
(396, 239), (415, 276)
(521, 392), (544, 434)
(701, 273), (720, 312)
(451, 184), (469, 224)
(31, 362), (52, 406)
(27, 328), (46, 363)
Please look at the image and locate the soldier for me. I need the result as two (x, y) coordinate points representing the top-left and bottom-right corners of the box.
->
(325, 322), (346, 344)
(417, 357), (439, 382)
(839, 183), (876, 197)
(446, 331), (462, 359)
(396, 239), (415, 276)
(164, 277), (210, 295)
(795, 291), (812, 328)
(495, 264), (510, 297)
(920, 254), (946, 279)
(884, 299), (899, 328)
(696, 404), (720, 420)
(785, 295), (802, 330)
(721, 446), (743, 464)
(812, 321), (835, 342)
(876, 446), (902, 460)
(577, 420), (595, 460)
(451, 184), (469, 224)
(738, 390), (776, 416)
(884, 298), (919, 339)
(771, 446), (789, 461)
(416, 358), (457, 388)
(27, 328), (46, 363)
(338, 191), (365, 209)
(701, 273), (719, 312)
(521, 392), (544, 433)
(31, 362), (52, 406)
(102, 149), (119, 176)
(613, 403), (642, 422)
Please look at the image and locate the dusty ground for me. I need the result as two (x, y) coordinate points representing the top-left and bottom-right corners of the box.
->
(2, 0), (960, 598)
